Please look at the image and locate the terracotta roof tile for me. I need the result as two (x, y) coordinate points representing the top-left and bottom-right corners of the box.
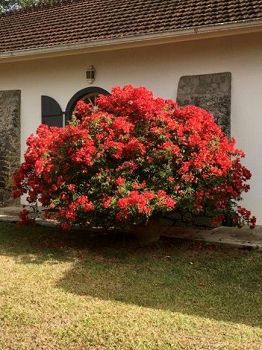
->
(0, 0), (261, 53)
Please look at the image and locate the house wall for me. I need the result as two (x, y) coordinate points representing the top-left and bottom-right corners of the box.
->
(0, 32), (261, 223)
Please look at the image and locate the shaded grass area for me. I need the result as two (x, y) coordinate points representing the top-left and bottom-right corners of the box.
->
(0, 222), (261, 350)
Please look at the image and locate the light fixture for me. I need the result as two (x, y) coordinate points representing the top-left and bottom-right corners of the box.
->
(86, 65), (96, 84)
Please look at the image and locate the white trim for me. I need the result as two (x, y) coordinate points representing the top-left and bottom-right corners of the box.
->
(1, 19), (262, 62)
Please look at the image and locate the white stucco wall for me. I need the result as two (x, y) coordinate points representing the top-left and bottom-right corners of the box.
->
(0, 32), (261, 223)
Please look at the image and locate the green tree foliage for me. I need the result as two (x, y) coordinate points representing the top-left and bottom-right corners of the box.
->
(0, 0), (54, 12)
(0, 1), (36, 11)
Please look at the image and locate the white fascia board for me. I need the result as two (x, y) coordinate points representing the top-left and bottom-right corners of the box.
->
(1, 20), (262, 63)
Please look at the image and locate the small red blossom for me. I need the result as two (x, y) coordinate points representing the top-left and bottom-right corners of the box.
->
(102, 195), (113, 209)
(75, 100), (91, 117)
(124, 138), (146, 155)
(115, 177), (125, 186)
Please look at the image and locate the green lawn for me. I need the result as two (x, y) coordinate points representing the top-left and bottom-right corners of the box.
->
(0, 222), (261, 350)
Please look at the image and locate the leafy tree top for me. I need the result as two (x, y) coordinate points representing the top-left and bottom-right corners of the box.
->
(0, 0), (60, 13)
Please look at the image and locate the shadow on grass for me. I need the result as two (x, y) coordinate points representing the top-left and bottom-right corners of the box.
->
(0, 222), (77, 264)
(0, 222), (261, 327)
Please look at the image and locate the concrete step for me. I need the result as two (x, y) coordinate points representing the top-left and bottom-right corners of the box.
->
(162, 225), (262, 250)
(0, 206), (22, 217)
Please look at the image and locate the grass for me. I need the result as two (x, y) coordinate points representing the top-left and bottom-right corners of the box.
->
(0, 222), (261, 350)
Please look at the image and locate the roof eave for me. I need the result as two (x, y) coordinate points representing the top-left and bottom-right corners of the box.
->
(1, 19), (262, 63)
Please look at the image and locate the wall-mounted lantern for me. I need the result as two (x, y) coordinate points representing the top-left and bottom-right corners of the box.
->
(86, 65), (96, 84)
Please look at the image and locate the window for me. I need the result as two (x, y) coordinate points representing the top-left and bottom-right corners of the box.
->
(65, 86), (109, 124)
(41, 87), (109, 128)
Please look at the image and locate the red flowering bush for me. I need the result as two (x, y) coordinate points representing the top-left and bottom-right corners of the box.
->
(13, 85), (256, 229)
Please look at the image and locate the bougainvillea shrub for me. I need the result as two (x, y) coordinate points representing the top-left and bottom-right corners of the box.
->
(13, 85), (256, 230)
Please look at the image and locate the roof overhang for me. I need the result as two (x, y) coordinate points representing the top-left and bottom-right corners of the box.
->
(1, 19), (262, 63)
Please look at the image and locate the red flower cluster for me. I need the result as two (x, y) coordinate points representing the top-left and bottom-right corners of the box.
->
(13, 85), (255, 229)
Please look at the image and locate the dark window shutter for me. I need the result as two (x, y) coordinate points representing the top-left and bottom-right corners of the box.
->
(41, 96), (63, 127)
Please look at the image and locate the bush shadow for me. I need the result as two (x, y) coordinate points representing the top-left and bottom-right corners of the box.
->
(56, 234), (261, 328)
(0, 222), (261, 327)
